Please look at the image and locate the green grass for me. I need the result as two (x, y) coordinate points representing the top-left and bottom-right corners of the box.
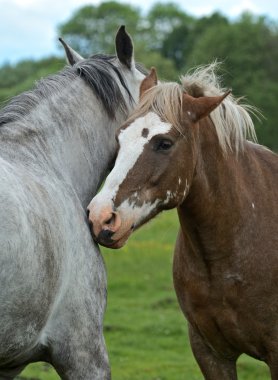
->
(18, 211), (270, 379)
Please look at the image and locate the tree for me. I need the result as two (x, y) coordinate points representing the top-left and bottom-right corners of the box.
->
(58, 1), (180, 79)
(0, 57), (64, 105)
(161, 12), (229, 70)
(1, 2), (277, 151)
(58, 2), (141, 56)
(145, 2), (193, 51)
(184, 13), (278, 150)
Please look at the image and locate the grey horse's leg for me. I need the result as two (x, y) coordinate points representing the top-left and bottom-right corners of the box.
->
(49, 321), (110, 380)
(188, 324), (238, 380)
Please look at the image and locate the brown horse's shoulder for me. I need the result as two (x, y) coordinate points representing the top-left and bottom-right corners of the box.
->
(173, 229), (210, 315)
(173, 225), (278, 360)
(173, 231), (239, 356)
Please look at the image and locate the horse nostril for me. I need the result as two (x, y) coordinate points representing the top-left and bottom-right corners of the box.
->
(103, 212), (116, 227)
(86, 208), (90, 219)
(98, 229), (114, 243)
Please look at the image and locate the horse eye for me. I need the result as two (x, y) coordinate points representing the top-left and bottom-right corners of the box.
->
(155, 139), (173, 151)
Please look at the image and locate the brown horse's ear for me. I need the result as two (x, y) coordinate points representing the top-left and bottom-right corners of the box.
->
(183, 91), (231, 122)
(139, 67), (158, 100)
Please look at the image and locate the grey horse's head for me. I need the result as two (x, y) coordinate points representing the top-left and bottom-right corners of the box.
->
(59, 26), (147, 119)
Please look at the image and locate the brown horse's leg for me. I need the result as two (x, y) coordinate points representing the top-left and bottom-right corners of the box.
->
(188, 324), (238, 380)
(269, 358), (278, 380)
(270, 368), (278, 380)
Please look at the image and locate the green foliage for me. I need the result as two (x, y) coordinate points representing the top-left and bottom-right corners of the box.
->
(161, 12), (228, 69)
(1, 2), (277, 150)
(18, 212), (270, 379)
(144, 2), (194, 51)
(58, 2), (141, 56)
(136, 47), (178, 81)
(0, 57), (65, 106)
(184, 12), (278, 150)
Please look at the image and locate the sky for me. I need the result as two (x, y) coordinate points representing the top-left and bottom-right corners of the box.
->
(0, 0), (277, 65)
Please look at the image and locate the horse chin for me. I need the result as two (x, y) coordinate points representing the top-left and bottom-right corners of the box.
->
(108, 238), (128, 249)
(101, 229), (133, 249)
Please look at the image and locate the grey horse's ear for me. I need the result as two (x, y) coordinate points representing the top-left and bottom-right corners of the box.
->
(59, 37), (84, 66)
(115, 25), (134, 69)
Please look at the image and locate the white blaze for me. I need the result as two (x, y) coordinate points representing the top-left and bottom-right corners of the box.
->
(89, 112), (172, 213)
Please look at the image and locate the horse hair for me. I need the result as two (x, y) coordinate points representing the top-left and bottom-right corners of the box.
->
(0, 54), (147, 126)
(129, 62), (259, 153)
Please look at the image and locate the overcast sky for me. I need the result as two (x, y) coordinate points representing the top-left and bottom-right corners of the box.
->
(1, 0), (277, 65)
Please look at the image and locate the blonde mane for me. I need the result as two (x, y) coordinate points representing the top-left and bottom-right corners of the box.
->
(130, 62), (258, 153)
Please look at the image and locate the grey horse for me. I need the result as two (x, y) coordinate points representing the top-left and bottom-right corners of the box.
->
(0, 26), (145, 379)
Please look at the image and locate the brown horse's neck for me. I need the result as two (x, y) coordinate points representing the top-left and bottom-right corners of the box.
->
(177, 117), (252, 264)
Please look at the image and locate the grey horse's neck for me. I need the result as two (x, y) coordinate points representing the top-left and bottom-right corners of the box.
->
(0, 76), (129, 208)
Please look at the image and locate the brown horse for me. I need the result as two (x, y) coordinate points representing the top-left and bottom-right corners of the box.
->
(87, 64), (278, 379)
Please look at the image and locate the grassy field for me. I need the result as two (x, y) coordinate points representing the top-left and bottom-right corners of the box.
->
(18, 211), (269, 379)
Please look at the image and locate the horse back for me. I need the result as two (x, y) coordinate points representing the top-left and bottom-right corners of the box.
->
(242, 142), (278, 241)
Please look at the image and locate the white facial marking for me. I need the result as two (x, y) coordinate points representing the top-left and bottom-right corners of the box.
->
(89, 112), (172, 210)
(164, 190), (173, 204)
(118, 198), (160, 227)
(182, 179), (190, 200)
(252, 202), (255, 209)
(178, 178), (181, 185)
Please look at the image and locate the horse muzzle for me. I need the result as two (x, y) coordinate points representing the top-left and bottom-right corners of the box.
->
(87, 203), (133, 249)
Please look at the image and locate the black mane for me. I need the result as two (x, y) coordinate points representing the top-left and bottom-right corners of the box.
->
(76, 54), (133, 119)
(0, 54), (147, 126)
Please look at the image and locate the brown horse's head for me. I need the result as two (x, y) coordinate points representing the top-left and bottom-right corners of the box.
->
(87, 68), (228, 248)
